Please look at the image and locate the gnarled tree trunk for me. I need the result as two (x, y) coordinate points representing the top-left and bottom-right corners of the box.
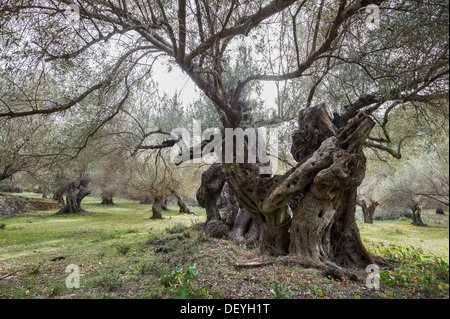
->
(101, 195), (114, 205)
(56, 177), (91, 215)
(197, 163), (226, 223)
(197, 164), (259, 242)
(222, 105), (377, 275)
(101, 197), (114, 205)
(53, 188), (66, 205)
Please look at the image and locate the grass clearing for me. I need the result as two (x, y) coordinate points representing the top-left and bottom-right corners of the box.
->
(0, 195), (448, 299)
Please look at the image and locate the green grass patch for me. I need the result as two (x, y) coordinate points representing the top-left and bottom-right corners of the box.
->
(0, 194), (448, 299)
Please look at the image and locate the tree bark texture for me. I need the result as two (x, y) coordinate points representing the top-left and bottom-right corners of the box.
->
(197, 164), (259, 242)
(53, 188), (66, 205)
(221, 106), (376, 274)
(411, 203), (426, 227)
(152, 197), (163, 219)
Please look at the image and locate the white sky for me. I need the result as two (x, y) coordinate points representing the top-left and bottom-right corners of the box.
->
(152, 60), (278, 110)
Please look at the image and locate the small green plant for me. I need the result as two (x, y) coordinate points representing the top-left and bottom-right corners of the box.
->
(0, 223), (6, 230)
(269, 280), (293, 299)
(314, 288), (324, 298)
(27, 263), (42, 276)
(160, 263), (210, 299)
(373, 243), (449, 297)
(115, 243), (131, 256)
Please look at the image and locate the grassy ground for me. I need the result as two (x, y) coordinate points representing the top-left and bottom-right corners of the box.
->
(0, 194), (448, 299)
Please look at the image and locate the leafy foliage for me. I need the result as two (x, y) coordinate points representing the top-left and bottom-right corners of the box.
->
(371, 243), (449, 296)
(160, 263), (210, 299)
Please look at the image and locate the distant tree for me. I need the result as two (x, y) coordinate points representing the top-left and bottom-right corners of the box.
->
(357, 172), (386, 223)
(376, 153), (449, 226)
(128, 151), (187, 219)
(55, 175), (91, 215)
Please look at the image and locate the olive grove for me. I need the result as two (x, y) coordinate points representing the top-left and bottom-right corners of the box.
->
(0, 0), (448, 276)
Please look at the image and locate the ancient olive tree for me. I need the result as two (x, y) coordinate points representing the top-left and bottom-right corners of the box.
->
(90, 150), (133, 205)
(54, 175), (92, 214)
(0, 0), (448, 275)
(127, 150), (195, 219)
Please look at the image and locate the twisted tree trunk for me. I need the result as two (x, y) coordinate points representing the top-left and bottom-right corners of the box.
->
(197, 163), (226, 223)
(53, 188), (66, 205)
(222, 106), (376, 275)
(197, 164), (259, 242)
(56, 178), (91, 215)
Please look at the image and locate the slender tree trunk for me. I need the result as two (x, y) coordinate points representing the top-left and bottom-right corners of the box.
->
(411, 203), (426, 226)
(161, 199), (169, 211)
(172, 191), (194, 215)
(152, 197), (163, 219)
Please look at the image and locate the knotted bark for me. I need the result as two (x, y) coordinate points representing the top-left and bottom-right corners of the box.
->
(196, 163), (226, 223)
(197, 164), (259, 242)
(221, 105), (377, 275)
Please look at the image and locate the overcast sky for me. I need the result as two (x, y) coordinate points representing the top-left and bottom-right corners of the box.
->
(152, 59), (278, 111)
